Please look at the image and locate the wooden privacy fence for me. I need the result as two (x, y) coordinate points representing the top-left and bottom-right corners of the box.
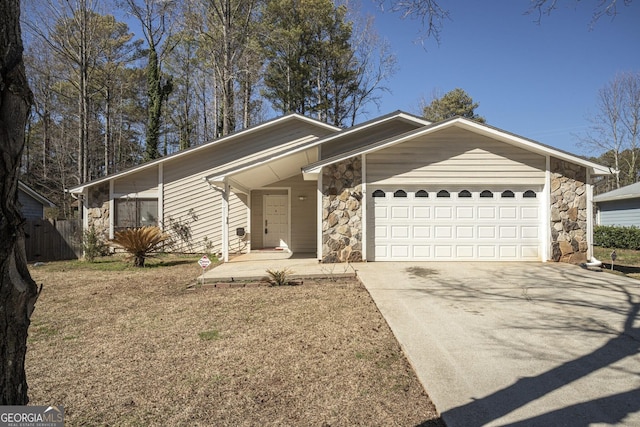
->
(24, 219), (81, 262)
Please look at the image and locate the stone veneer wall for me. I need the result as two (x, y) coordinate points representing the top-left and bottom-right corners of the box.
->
(321, 157), (363, 263)
(87, 183), (110, 238)
(550, 157), (588, 263)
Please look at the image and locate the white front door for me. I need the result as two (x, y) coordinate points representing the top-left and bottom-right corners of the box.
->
(263, 195), (289, 248)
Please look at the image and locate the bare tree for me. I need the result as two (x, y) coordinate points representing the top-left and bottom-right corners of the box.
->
(528, 0), (633, 26)
(379, 0), (633, 40)
(580, 72), (640, 188)
(0, 0), (41, 405)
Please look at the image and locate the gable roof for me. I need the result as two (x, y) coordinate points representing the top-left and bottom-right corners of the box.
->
(68, 113), (340, 194)
(594, 182), (640, 202)
(302, 116), (612, 177)
(205, 111), (431, 188)
(18, 181), (56, 207)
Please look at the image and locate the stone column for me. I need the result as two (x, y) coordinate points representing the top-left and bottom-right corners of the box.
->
(321, 157), (363, 263)
(87, 183), (110, 239)
(550, 158), (588, 263)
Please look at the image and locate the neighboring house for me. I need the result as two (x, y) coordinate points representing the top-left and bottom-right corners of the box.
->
(18, 181), (56, 219)
(69, 111), (611, 264)
(594, 182), (640, 227)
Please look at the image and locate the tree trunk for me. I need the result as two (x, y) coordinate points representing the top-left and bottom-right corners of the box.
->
(0, 0), (40, 405)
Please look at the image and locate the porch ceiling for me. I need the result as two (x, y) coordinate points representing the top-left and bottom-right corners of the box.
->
(213, 147), (319, 190)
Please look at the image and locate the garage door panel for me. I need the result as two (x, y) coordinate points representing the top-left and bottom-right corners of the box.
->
(500, 246), (518, 258)
(435, 226), (452, 238)
(391, 245), (410, 258)
(370, 188), (541, 261)
(456, 206), (474, 219)
(478, 246), (497, 258)
(435, 206), (452, 219)
(521, 207), (539, 220)
(375, 226), (388, 238)
(391, 206), (410, 219)
(478, 206), (496, 219)
(413, 246), (431, 258)
(391, 226), (409, 238)
(375, 206), (388, 219)
(413, 226), (430, 238)
(522, 226), (539, 238)
(413, 206), (431, 219)
(499, 206), (517, 219)
(499, 226), (518, 239)
(478, 226), (496, 239)
(456, 246), (474, 258)
(456, 226), (474, 239)
(434, 246), (452, 258)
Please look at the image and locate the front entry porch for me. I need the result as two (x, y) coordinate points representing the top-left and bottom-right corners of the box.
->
(201, 250), (356, 283)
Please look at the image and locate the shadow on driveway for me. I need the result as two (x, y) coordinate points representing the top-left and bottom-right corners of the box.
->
(357, 262), (640, 426)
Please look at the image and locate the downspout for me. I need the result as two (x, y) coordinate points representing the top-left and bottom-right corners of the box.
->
(586, 168), (594, 262)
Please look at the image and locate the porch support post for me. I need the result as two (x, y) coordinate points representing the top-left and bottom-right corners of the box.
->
(316, 169), (323, 262)
(222, 179), (230, 262)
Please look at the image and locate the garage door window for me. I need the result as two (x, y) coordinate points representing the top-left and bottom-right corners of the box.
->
(416, 190), (429, 198)
(437, 190), (450, 198)
(501, 190), (515, 198)
(372, 189), (385, 197)
(458, 190), (472, 198)
(480, 190), (494, 198)
(523, 190), (537, 198)
(394, 190), (407, 198)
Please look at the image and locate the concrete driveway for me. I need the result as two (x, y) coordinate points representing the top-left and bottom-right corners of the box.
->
(355, 262), (640, 427)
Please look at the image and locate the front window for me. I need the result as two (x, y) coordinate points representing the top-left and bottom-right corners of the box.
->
(115, 199), (158, 229)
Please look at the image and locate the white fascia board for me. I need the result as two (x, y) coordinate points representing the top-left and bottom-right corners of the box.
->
(453, 119), (613, 176)
(204, 143), (318, 182)
(303, 171), (319, 181)
(69, 114), (340, 194)
(303, 117), (613, 177)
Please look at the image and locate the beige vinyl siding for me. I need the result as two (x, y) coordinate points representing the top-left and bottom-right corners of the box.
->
(113, 166), (158, 196)
(321, 120), (421, 160)
(367, 128), (546, 186)
(228, 193), (249, 254)
(163, 152), (223, 253)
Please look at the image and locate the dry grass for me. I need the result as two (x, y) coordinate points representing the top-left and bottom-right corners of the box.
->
(26, 258), (442, 426)
(593, 247), (640, 280)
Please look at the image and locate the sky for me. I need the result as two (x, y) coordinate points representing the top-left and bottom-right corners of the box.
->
(356, 0), (640, 155)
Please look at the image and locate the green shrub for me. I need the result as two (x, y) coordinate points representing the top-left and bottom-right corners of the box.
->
(83, 225), (108, 262)
(594, 225), (640, 250)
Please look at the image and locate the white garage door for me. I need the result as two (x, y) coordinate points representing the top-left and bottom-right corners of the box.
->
(369, 187), (542, 261)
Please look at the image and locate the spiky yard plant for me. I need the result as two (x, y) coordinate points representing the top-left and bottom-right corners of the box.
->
(110, 226), (169, 267)
(266, 267), (293, 286)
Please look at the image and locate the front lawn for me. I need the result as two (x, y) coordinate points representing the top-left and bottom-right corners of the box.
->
(593, 247), (640, 280)
(26, 259), (442, 426)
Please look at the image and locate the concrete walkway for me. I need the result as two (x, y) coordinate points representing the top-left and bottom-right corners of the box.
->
(355, 262), (640, 427)
(201, 251), (356, 283)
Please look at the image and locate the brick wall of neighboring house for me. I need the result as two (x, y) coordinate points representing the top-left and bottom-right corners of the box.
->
(550, 158), (588, 263)
(321, 157), (363, 263)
